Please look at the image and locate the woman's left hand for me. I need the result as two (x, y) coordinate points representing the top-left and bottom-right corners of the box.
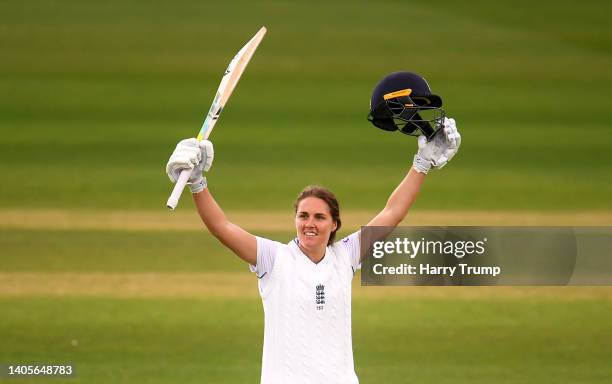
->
(412, 117), (461, 174)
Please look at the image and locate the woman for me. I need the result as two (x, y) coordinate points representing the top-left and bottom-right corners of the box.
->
(165, 72), (461, 384)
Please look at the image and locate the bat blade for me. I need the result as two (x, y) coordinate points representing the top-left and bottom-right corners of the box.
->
(197, 26), (267, 141)
(166, 26), (267, 210)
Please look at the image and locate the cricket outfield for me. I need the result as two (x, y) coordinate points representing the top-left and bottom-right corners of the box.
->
(1, 211), (612, 383)
(1, 0), (611, 382)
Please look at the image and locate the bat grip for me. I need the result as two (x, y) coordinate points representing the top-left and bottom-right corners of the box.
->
(166, 169), (192, 210)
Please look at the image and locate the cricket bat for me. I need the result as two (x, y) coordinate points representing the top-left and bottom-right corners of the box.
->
(166, 26), (267, 210)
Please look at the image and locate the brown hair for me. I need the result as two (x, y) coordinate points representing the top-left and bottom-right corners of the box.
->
(294, 185), (341, 245)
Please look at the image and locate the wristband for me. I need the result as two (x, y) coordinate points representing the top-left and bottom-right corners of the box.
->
(189, 177), (207, 194)
(412, 154), (432, 174)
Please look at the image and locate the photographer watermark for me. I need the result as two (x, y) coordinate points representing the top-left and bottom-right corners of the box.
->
(360, 227), (612, 286)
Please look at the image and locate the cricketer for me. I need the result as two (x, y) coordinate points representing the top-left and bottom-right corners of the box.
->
(166, 71), (461, 384)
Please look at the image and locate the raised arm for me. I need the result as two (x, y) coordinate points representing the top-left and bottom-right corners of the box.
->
(192, 189), (257, 265)
(166, 139), (257, 265)
(367, 168), (425, 227)
(367, 117), (461, 228)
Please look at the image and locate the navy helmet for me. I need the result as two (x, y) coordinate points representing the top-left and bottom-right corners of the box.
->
(368, 71), (444, 140)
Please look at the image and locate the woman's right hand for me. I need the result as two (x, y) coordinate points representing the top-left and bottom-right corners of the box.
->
(166, 138), (214, 193)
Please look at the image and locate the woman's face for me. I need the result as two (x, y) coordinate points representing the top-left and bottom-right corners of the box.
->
(295, 197), (337, 250)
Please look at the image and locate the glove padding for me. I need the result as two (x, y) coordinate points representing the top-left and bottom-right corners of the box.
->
(166, 138), (214, 193)
(413, 117), (461, 174)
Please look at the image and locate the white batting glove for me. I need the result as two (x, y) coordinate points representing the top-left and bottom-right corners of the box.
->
(413, 117), (461, 174)
(166, 138), (214, 193)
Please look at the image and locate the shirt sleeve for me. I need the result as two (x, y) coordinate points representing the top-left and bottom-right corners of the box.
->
(337, 230), (362, 270)
(249, 236), (281, 278)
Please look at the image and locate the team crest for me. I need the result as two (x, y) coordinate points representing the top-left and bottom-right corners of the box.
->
(315, 284), (325, 310)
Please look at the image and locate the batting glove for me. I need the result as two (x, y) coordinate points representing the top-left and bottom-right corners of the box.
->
(166, 138), (215, 193)
(413, 117), (461, 174)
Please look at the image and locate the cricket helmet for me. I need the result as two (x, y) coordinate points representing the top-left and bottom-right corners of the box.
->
(368, 71), (444, 140)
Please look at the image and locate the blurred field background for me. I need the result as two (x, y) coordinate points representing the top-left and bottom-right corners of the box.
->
(1, 0), (611, 383)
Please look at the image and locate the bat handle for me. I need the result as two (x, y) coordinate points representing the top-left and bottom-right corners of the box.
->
(166, 169), (192, 210)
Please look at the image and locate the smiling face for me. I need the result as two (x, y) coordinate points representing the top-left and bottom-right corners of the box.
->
(295, 197), (338, 252)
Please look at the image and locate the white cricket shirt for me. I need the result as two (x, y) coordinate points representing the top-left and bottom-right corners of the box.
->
(250, 232), (361, 384)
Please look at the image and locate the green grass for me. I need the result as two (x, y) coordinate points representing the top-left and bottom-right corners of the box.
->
(1, 228), (612, 383)
(0, 229), (294, 272)
(355, 298), (612, 383)
(1, 1), (611, 382)
(1, 297), (610, 383)
(0, 298), (263, 384)
(0, 0), (611, 210)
